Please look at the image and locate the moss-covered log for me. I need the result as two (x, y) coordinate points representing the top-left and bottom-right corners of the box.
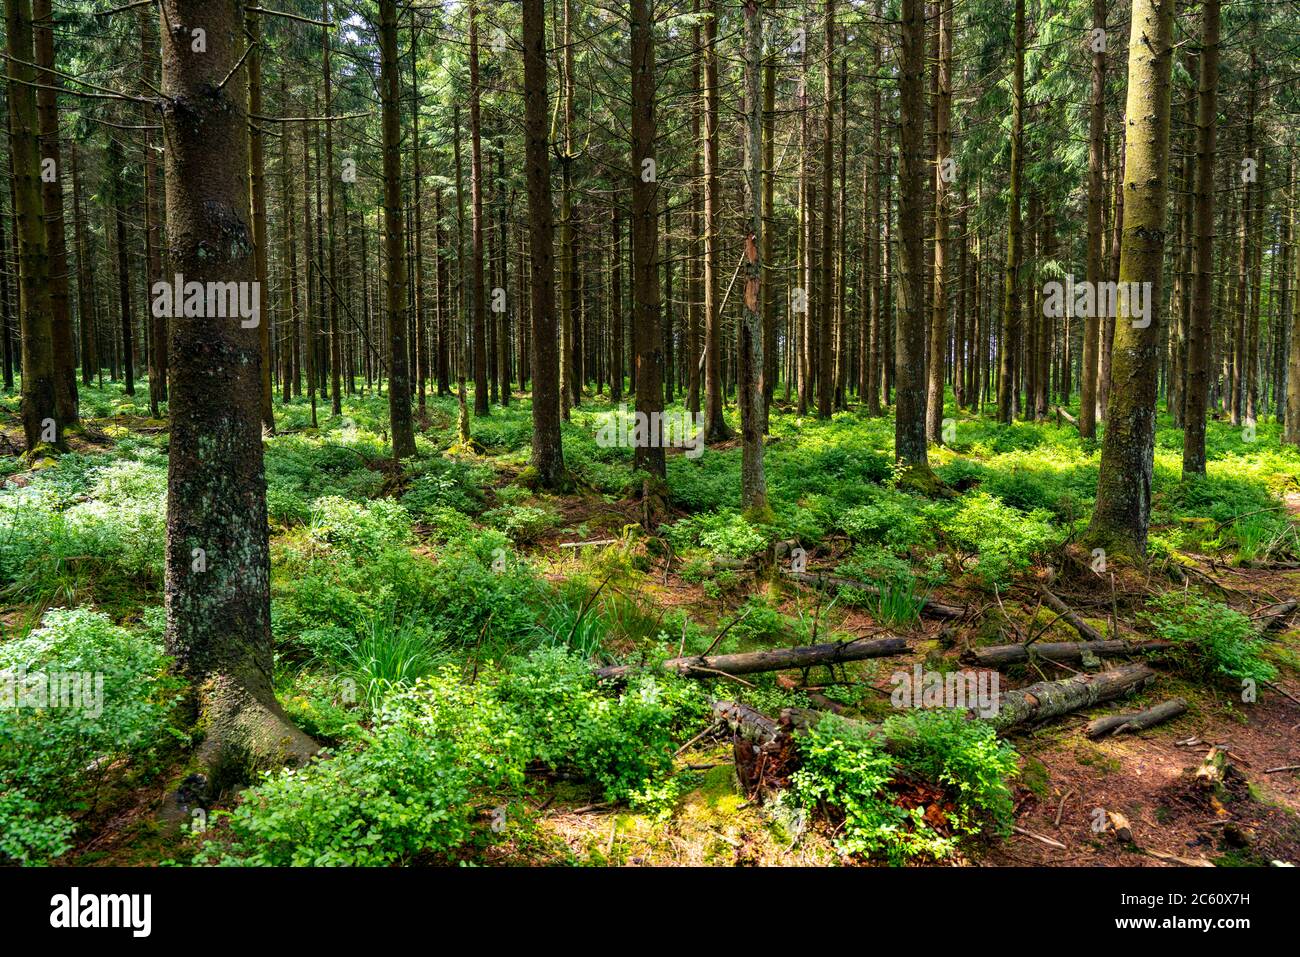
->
(987, 663), (1155, 731)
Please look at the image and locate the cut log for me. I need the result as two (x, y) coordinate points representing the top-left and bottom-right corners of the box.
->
(1085, 697), (1188, 739)
(595, 635), (909, 681)
(987, 663), (1156, 731)
(783, 570), (966, 619)
(962, 639), (1169, 668)
(1038, 587), (1106, 643)
(1194, 747), (1227, 790)
(1106, 810), (1135, 844)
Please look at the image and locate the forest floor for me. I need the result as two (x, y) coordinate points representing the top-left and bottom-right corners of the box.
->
(3, 381), (1299, 867)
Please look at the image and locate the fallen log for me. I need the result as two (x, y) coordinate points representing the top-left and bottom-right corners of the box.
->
(783, 570), (966, 619)
(1053, 406), (1079, 429)
(711, 700), (782, 744)
(1085, 697), (1188, 739)
(1252, 600), (1297, 632)
(1038, 587), (1106, 643)
(961, 638), (1169, 668)
(595, 635), (909, 682)
(988, 663), (1155, 731)
(711, 663), (1156, 795)
(712, 662), (1156, 773)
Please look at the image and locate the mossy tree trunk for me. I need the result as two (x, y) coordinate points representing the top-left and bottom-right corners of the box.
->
(158, 0), (316, 789)
(1083, 0), (1175, 560)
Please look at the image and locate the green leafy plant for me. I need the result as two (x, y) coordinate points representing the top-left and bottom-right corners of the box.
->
(194, 719), (475, 866)
(944, 491), (1056, 588)
(336, 604), (452, 709)
(0, 608), (181, 865)
(1143, 589), (1277, 686)
(793, 710), (1018, 865)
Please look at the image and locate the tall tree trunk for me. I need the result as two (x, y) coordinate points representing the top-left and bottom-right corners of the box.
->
(1079, 0), (1106, 438)
(1285, 158), (1300, 443)
(33, 0), (77, 424)
(894, 0), (929, 474)
(523, 0), (566, 488)
(926, 0), (952, 442)
(247, 7), (273, 430)
(158, 0), (316, 787)
(816, 0), (834, 420)
(760, 0), (776, 429)
(71, 141), (95, 388)
(630, 0), (663, 479)
(611, 204), (623, 401)
(279, 86), (299, 405)
(1229, 51), (1257, 428)
(497, 144), (511, 405)
(1099, 136), (1123, 421)
(109, 134), (134, 398)
(1084, 0), (1175, 559)
(322, 4), (342, 416)
(1277, 157), (1293, 435)
(558, 0), (575, 417)
(865, 0), (883, 417)
(739, 0), (768, 511)
(702, 0), (729, 441)
(469, 1), (490, 416)
(996, 0), (1024, 425)
(380, 0), (417, 457)
(6, 0), (57, 449)
(301, 110), (318, 426)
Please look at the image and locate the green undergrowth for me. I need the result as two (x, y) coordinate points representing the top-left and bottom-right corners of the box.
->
(4, 381), (1300, 867)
